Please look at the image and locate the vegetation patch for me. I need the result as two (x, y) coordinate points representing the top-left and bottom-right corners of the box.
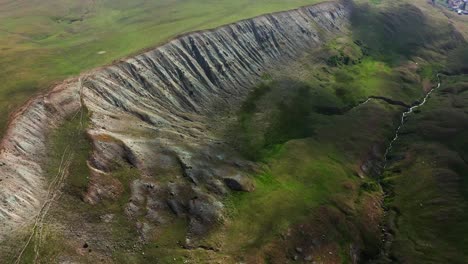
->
(383, 75), (468, 263)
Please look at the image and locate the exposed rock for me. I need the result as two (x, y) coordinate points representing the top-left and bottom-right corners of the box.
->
(223, 174), (255, 192)
(99, 214), (115, 223)
(167, 199), (186, 217)
(80, 0), (349, 238)
(0, 80), (81, 241)
(187, 193), (224, 236)
(359, 144), (385, 178)
(0, 0), (351, 240)
(83, 168), (124, 205)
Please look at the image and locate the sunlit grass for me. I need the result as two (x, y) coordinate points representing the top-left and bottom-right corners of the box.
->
(0, 0), (324, 134)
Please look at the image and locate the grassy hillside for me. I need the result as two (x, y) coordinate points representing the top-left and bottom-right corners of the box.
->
(209, 1), (468, 263)
(353, 1), (468, 263)
(382, 74), (468, 264)
(16, 34), (405, 264)
(0, 0), (322, 134)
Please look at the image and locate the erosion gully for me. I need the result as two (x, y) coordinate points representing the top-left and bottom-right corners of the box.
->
(383, 74), (442, 166)
(377, 74), (442, 261)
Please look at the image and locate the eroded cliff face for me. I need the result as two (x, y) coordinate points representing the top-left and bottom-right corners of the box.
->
(0, 81), (81, 241)
(0, 0), (350, 241)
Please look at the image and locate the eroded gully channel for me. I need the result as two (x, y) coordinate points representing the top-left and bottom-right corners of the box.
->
(383, 74), (442, 166)
(377, 74), (442, 261)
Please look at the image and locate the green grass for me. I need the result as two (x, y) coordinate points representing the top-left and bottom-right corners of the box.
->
(209, 1), (468, 261)
(0, 0), (324, 135)
(230, 36), (422, 161)
(332, 58), (414, 103)
(209, 97), (400, 261)
(207, 24), (427, 260)
(222, 142), (357, 248)
(17, 225), (80, 264)
(383, 75), (468, 263)
(45, 109), (91, 194)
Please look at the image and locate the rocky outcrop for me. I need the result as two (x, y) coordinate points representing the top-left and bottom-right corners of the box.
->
(0, 0), (350, 241)
(0, 80), (81, 241)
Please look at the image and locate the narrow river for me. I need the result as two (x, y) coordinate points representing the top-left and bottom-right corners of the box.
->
(383, 74), (442, 166)
(377, 73), (442, 261)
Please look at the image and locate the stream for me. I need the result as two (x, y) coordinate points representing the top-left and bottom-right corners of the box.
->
(383, 74), (441, 166)
(377, 74), (442, 261)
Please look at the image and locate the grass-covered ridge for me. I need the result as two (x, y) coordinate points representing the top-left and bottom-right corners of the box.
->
(0, 0), (325, 135)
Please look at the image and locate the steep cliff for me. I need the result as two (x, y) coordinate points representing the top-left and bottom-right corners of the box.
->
(0, 0), (350, 242)
(0, 81), (81, 241)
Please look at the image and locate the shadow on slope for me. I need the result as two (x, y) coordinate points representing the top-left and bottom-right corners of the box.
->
(350, 2), (464, 65)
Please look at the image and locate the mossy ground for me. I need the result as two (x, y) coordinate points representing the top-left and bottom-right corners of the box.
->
(204, 1), (467, 262)
(205, 37), (420, 262)
(383, 74), (468, 263)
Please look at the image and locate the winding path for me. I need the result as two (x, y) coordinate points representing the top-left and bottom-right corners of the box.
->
(12, 75), (90, 264)
(14, 148), (74, 264)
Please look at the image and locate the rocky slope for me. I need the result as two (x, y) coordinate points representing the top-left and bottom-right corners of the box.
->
(0, 80), (81, 241)
(0, 0), (351, 242)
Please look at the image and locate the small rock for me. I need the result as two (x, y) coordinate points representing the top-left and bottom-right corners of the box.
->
(167, 199), (185, 216)
(100, 214), (115, 223)
(223, 174), (255, 192)
(304, 255), (313, 261)
(295, 247), (303, 253)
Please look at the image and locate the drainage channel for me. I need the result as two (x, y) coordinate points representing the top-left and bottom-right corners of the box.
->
(378, 73), (442, 261)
